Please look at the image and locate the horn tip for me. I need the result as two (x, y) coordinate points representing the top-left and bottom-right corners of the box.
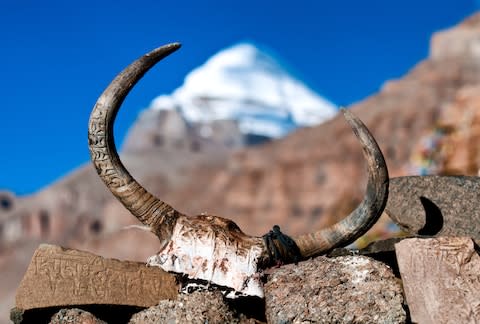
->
(148, 42), (182, 58)
(340, 107), (351, 117)
(340, 107), (358, 125)
(169, 42), (182, 49)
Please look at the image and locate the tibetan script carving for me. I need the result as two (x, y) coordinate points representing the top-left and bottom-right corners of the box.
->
(15, 244), (178, 309)
(395, 237), (480, 324)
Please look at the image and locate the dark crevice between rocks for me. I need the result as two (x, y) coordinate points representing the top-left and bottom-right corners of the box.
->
(11, 304), (145, 324)
(227, 295), (266, 323)
(403, 301), (413, 324)
(418, 196), (444, 235)
(474, 240), (480, 254)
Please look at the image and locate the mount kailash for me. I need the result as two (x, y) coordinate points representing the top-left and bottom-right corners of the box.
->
(123, 42), (337, 152)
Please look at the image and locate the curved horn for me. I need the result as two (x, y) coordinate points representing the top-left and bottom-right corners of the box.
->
(293, 108), (389, 258)
(88, 43), (181, 243)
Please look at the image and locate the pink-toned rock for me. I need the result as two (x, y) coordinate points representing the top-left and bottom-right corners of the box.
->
(395, 237), (480, 323)
(15, 244), (178, 310)
(264, 256), (406, 323)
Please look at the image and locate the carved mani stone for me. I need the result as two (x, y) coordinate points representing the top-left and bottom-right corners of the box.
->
(15, 244), (178, 310)
(386, 176), (480, 243)
(395, 237), (480, 324)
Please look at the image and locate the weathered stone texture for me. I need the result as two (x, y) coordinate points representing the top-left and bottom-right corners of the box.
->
(49, 308), (107, 324)
(128, 291), (262, 324)
(264, 256), (406, 323)
(15, 244), (178, 310)
(386, 176), (480, 243)
(395, 237), (480, 324)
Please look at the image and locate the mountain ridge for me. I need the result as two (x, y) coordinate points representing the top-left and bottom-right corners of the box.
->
(147, 42), (338, 139)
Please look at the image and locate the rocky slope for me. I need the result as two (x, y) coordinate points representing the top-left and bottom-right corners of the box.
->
(2, 12), (480, 322)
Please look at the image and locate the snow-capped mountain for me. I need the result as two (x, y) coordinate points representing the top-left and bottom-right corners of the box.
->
(149, 43), (337, 139)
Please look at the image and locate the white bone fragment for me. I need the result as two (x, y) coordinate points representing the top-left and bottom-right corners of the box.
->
(147, 216), (265, 298)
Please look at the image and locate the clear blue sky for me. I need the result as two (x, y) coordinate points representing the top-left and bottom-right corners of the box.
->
(0, 1), (476, 195)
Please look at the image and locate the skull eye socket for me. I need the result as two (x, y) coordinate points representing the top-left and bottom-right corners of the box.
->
(227, 221), (241, 232)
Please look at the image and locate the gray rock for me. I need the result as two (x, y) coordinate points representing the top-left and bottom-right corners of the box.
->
(395, 237), (480, 324)
(264, 256), (406, 323)
(9, 308), (23, 324)
(49, 308), (107, 324)
(386, 176), (480, 243)
(128, 291), (263, 324)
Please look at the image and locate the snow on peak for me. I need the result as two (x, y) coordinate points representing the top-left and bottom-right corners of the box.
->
(150, 42), (337, 138)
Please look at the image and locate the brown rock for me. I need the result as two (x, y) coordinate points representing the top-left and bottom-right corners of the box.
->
(15, 244), (178, 310)
(128, 291), (262, 324)
(395, 237), (480, 323)
(437, 85), (480, 175)
(49, 308), (106, 324)
(264, 256), (406, 323)
(386, 176), (480, 243)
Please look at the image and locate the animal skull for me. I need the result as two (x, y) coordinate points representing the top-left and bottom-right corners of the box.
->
(88, 43), (389, 297)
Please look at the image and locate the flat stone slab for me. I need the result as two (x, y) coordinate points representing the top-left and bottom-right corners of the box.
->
(386, 176), (480, 242)
(15, 244), (178, 310)
(264, 255), (406, 323)
(395, 237), (480, 323)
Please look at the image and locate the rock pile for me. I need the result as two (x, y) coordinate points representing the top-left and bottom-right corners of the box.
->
(11, 232), (480, 323)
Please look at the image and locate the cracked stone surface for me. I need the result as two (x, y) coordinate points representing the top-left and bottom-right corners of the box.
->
(264, 256), (406, 323)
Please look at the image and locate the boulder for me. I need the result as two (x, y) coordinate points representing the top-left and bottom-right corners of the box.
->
(395, 237), (480, 324)
(128, 291), (262, 324)
(264, 256), (406, 323)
